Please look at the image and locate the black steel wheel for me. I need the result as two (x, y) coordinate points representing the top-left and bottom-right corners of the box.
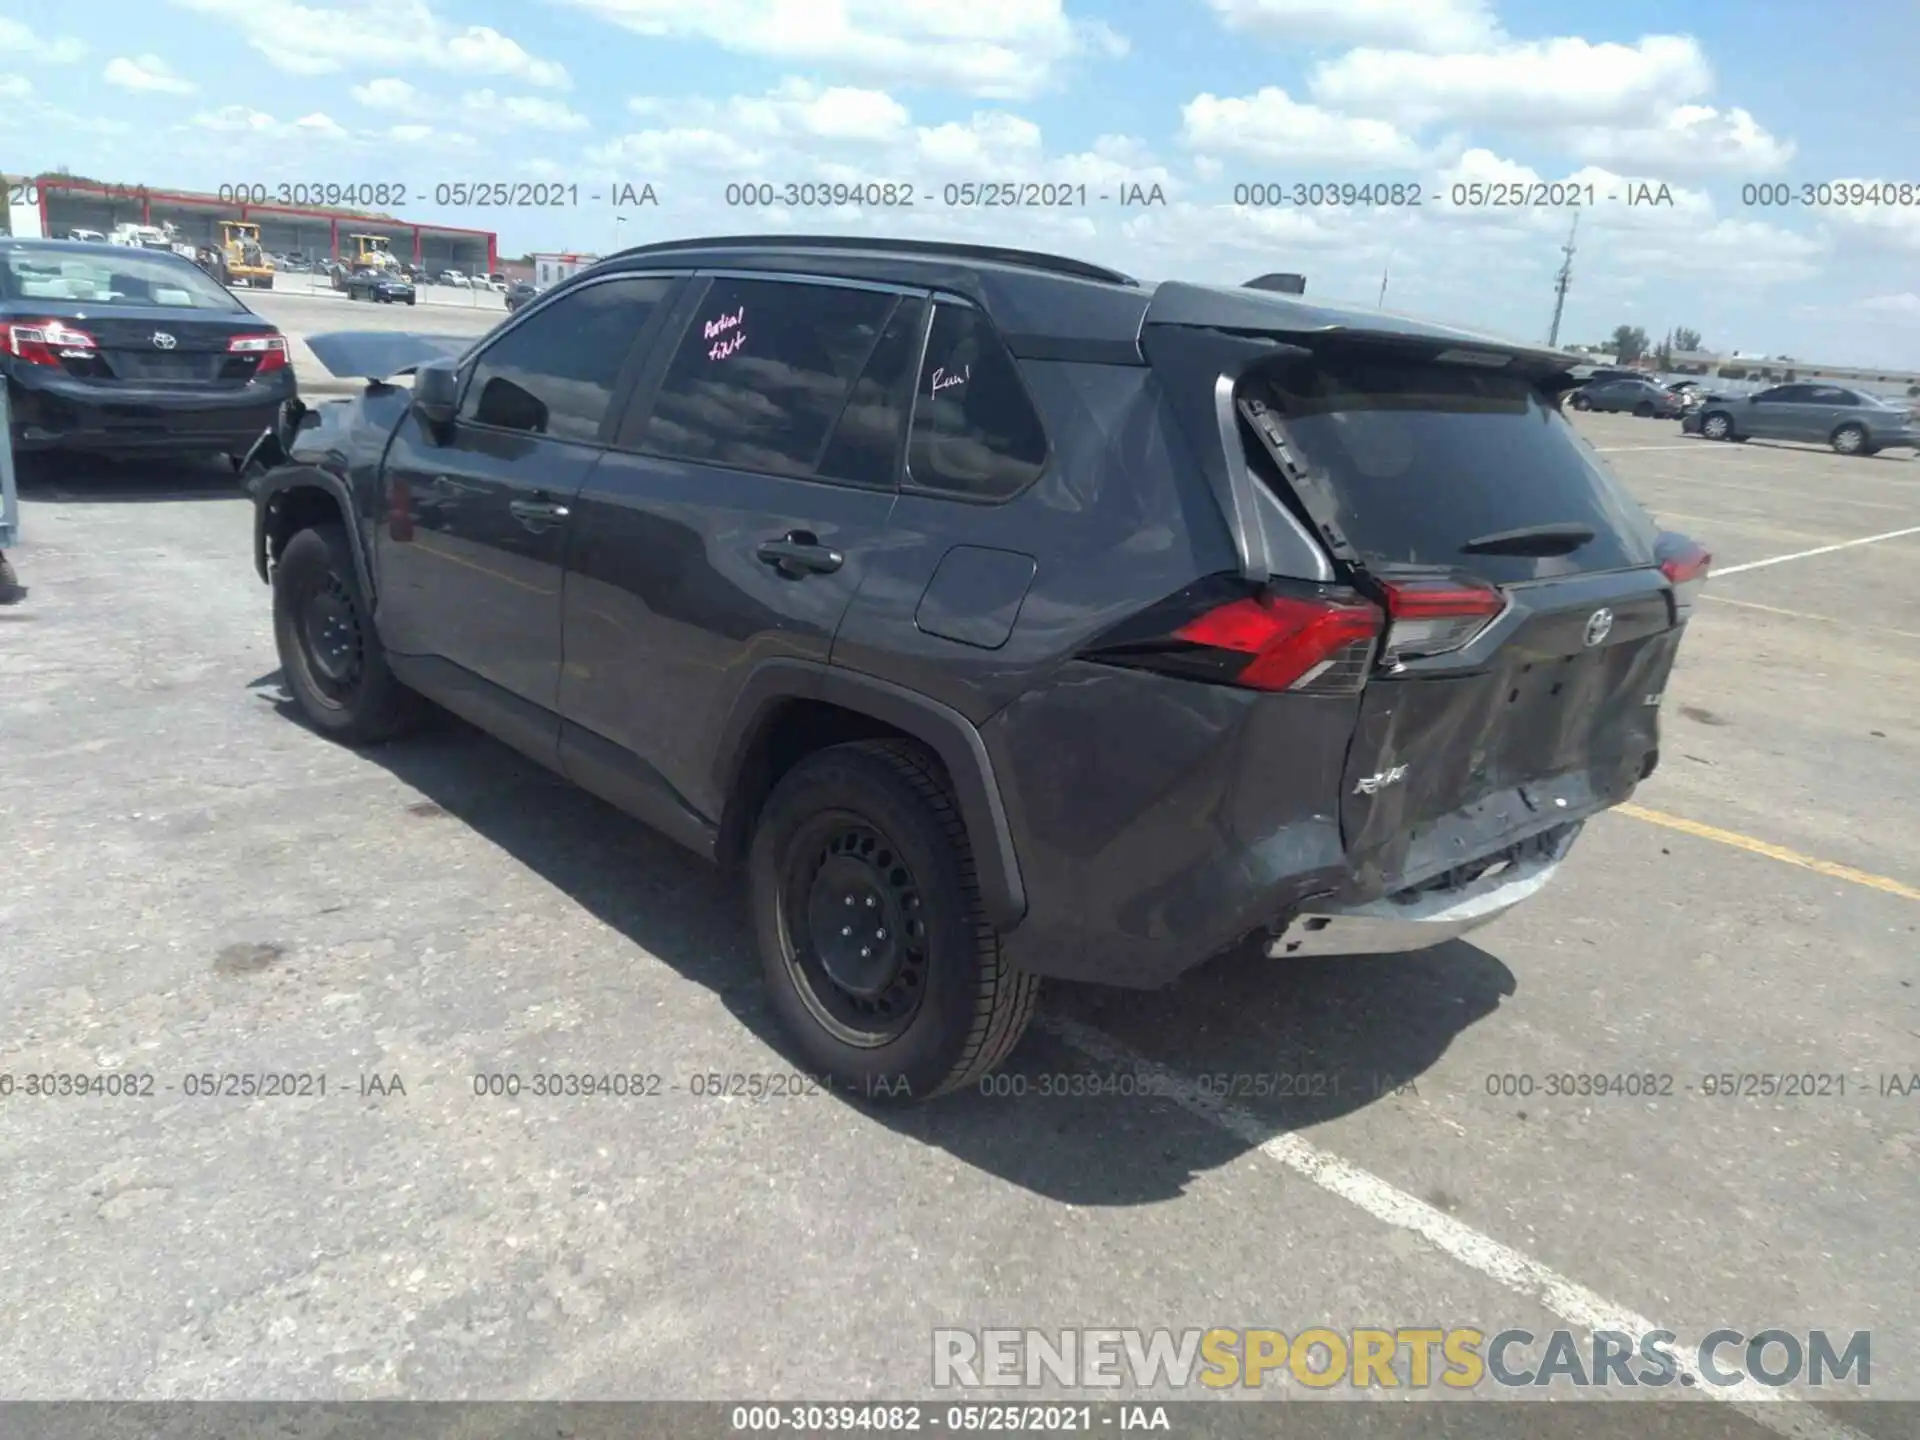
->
(272, 522), (421, 744)
(749, 740), (1040, 1102)
(779, 814), (931, 1046)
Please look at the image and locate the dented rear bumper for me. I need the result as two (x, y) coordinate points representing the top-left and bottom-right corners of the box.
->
(1268, 822), (1580, 958)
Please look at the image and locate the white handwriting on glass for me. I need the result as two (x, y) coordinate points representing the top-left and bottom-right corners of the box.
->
(704, 307), (745, 359)
(931, 364), (970, 395)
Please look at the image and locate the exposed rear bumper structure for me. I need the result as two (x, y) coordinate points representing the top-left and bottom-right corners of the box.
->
(1268, 824), (1579, 959)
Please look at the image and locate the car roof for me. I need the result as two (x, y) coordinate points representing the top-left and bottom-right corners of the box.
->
(584, 233), (1575, 368)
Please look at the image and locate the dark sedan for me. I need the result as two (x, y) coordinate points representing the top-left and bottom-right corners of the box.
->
(504, 280), (537, 312)
(344, 267), (417, 305)
(2, 237), (295, 462)
(1568, 376), (1684, 417)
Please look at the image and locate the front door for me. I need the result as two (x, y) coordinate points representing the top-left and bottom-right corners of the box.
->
(558, 274), (926, 826)
(1743, 384), (1808, 439)
(374, 275), (681, 739)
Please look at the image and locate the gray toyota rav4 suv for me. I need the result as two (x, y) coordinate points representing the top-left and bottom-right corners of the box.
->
(246, 235), (1711, 1101)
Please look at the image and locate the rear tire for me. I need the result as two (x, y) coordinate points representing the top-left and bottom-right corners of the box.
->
(1831, 423), (1867, 456)
(272, 523), (422, 745)
(1634, 402), (1654, 417)
(748, 740), (1039, 1103)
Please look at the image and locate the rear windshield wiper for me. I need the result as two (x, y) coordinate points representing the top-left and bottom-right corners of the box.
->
(1459, 522), (1596, 557)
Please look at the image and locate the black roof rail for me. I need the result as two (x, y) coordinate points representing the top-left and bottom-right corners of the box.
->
(1245, 272), (1306, 294)
(608, 233), (1139, 287)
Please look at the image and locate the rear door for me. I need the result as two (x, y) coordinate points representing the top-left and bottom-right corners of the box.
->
(557, 272), (922, 825)
(1800, 385), (1856, 442)
(1224, 340), (1683, 890)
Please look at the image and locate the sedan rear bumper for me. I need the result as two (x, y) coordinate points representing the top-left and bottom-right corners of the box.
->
(1267, 826), (1578, 959)
(7, 369), (293, 454)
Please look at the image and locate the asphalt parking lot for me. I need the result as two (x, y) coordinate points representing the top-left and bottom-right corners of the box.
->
(1, 344), (1916, 1431)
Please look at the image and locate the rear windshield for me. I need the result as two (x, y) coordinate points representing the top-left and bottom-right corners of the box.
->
(0, 247), (244, 311)
(1246, 347), (1659, 584)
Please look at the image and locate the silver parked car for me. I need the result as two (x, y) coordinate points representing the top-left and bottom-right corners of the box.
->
(1683, 383), (1920, 455)
(1569, 376), (1685, 417)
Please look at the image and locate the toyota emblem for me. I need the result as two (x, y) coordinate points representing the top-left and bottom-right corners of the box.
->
(151, 332), (177, 349)
(1583, 608), (1615, 647)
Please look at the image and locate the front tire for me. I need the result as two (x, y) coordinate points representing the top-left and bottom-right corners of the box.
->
(1832, 423), (1867, 456)
(272, 523), (421, 745)
(749, 740), (1039, 1103)
(1570, 393), (1592, 411)
(1701, 411), (1734, 441)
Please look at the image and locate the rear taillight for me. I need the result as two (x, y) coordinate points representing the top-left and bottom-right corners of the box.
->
(228, 333), (288, 374)
(1, 319), (96, 367)
(1376, 576), (1504, 661)
(1658, 539), (1711, 616)
(1174, 593), (1383, 692)
(1082, 579), (1384, 695)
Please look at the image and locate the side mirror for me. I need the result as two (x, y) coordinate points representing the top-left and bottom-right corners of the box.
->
(412, 359), (459, 432)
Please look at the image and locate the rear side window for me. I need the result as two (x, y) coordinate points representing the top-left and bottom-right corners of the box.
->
(461, 275), (672, 441)
(638, 277), (902, 480)
(905, 303), (1049, 501)
(1248, 348), (1659, 584)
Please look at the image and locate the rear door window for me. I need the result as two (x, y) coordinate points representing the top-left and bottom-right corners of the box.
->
(1246, 346), (1660, 584)
(634, 276), (904, 482)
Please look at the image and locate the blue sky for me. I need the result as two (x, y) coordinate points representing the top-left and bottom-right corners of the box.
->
(4, 0), (1918, 366)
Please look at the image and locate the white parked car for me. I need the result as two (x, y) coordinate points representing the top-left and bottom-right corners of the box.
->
(440, 269), (470, 287)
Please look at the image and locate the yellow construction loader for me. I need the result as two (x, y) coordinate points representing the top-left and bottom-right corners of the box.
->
(217, 220), (275, 288)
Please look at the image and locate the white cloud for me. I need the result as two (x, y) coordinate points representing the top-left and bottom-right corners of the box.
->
(1558, 105), (1793, 177)
(103, 55), (198, 95)
(0, 19), (85, 64)
(587, 125), (774, 175)
(553, 0), (1123, 99)
(1310, 35), (1713, 128)
(914, 112), (1044, 171)
(724, 79), (912, 143)
(464, 91), (592, 131)
(351, 77), (421, 109)
(166, 0), (569, 86)
(1861, 294), (1920, 318)
(188, 105), (349, 141)
(1181, 87), (1422, 167)
(0, 74), (32, 100)
(1605, 216), (1826, 286)
(1813, 182), (1920, 253)
(1205, 0), (1500, 52)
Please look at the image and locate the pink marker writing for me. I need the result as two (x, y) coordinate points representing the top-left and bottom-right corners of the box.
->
(703, 307), (744, 340)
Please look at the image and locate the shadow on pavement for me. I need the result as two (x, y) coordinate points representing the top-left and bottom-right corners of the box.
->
(14, 449), (247, 502)
(256, 676), (1515, 1207)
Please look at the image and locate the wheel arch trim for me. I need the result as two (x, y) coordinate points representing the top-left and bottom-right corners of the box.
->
(715, 659), (1028, 932)
(253, 467), (374, 604)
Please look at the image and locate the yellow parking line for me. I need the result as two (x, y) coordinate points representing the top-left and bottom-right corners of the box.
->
(1617, 803), (1920, 901)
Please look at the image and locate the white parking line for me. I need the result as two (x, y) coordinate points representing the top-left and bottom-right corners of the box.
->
(1715, 525), (1920, 576)
(1045, 1015), (1871, 1440)
(1593, 444), (1712, 452)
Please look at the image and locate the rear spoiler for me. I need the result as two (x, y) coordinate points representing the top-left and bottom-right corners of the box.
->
(304, 331), (474, 383)
(1142, 280), (1579, 378)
